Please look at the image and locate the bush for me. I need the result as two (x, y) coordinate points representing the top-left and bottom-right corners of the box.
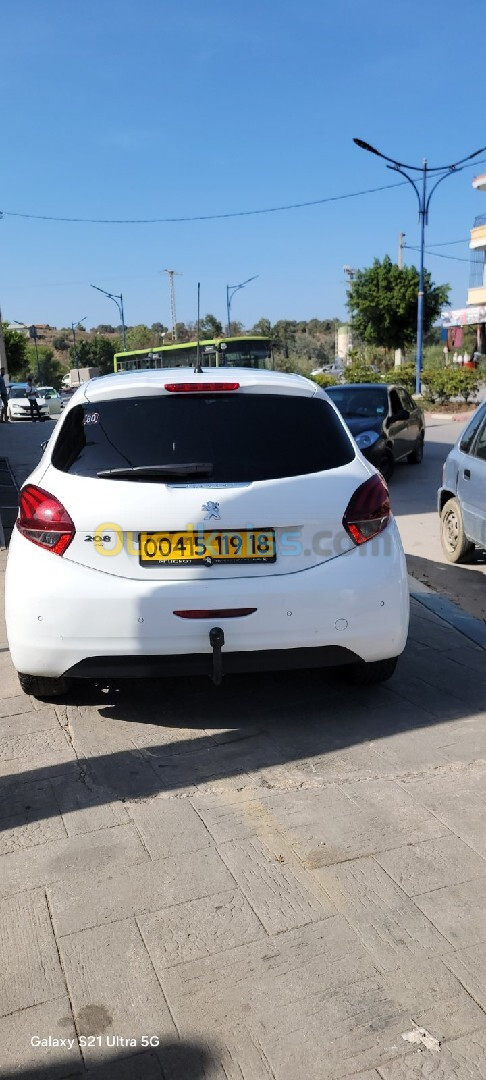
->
(423, 367), (479, 404)
(310, 373), (339, 389)
(392, 362), (416, 391)
(343, 361), (382, 384)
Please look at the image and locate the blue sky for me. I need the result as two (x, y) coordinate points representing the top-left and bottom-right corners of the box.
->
(1, 0), (485, 331)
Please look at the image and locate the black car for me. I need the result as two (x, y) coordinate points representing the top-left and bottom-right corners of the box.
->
(326, 383), (425, 480)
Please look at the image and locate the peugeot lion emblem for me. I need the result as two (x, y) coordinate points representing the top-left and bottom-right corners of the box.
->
(202, 501), (221, 521)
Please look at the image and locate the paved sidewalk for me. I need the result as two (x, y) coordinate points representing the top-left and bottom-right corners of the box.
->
(1, 422), (486, 1078)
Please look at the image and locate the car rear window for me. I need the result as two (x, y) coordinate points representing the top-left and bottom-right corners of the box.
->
(327, 386), (389, 419)
(51, 393), (354, 481)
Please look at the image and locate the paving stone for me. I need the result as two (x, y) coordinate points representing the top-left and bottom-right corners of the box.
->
(377, 836), (486, 897)
(0, 777), (58, 821)
(129, 796), (212, 859)
(414, 879), (486, 949)
(377, 1050), (468, 1077)
(191, 791), (282, 845)
(0, 888), (65, 1016)
(86, 1051), (164, 1078)
(0, 996), (83, 1077)
(401, 771), (486, 860)
(443, 941), (486, 1013)
(381, 956), (486, 1042)
(0, 808), (66, 855)
(159, 916), (379, 1035)
(0, 706), (61, 736)
(0, 694), (38, 719)
(316, 857), (448, 970)
(0, 823), (147, 898)
(138, 888), (265, 970)
(258, 782), (447, 869)
(447, 1025), (486, 1078)
(218, 832), (334, 934)
(250, 975), (412, 1079)
(60, 918), (176, 1065)
(49, 847), (235, 937)
(52, 778), (129, 837)
(0, 726), (76, 778)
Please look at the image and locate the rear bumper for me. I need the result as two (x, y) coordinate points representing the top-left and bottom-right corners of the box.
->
(67, 645), (359, 679)
(5, 520), (409, 678)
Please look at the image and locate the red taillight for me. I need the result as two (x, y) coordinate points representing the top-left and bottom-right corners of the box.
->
(342, 474), (390, 545)
(16, 485), (75, 556)
(173, 608), (257, 619)
(164, 382), (240, 393)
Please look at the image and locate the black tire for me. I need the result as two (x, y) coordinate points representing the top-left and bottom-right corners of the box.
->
(407, 433), (424, 464)
(343, 656), (399, 685)
(440, 497), (474, 564)
(378, 450), (394, 482)
(18, 673), (72, 699)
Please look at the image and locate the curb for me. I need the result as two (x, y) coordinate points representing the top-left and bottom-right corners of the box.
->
(409, 575), (486, 650)
(426, 413), (472, 422)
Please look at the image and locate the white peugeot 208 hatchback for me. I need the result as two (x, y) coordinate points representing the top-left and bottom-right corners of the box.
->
(5, 368), (409, 698)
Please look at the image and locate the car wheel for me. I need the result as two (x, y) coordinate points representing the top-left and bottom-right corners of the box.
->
(18, 673), (72, 699)
(343, 656), (399, 685)
(378, 450), (394, 482)
(440, 497), (475, 563)
(407, 434), (424, 464)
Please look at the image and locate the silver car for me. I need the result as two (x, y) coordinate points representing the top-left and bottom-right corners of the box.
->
(438, 402), (486, 562)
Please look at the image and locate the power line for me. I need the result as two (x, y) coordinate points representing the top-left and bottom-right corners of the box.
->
(426, 238), (469, 247)
(406, 245), (470, 263)
(0, 181), (413, 224)
(1, 156), (484, 227)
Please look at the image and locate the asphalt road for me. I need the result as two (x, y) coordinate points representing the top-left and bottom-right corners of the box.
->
(390, 415), (486, 622)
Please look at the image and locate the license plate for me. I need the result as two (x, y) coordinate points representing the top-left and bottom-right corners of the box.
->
(139, 529), (276, 565)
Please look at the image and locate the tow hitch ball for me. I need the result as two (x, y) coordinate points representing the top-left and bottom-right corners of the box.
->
(209, 626), (225, 686)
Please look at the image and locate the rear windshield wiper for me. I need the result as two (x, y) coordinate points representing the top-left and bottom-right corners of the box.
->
(97, 463), (214, 479)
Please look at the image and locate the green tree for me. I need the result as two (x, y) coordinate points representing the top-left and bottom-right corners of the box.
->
(125, 324), (154, 350)
(251, 317), (272, 337)
(199, 314), (223, 339)
(2, 324), (28, 379)
(52, 335), (69, 351)
(347, 256), (449, 352)
(26, 347), (64, 387)
(69, 336), (119, 375)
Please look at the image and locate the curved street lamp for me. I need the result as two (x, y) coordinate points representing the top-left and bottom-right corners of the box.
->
(353, 138), (486, 394)
(226, 275), (259, 335)
(90, 284), (126, 351)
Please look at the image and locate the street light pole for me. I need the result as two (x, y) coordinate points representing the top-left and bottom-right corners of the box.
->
(226, 276), (259, 335)
(353, 138), (486, 394)
(71, 316), (87, 383)
(90, 284), (126, 351)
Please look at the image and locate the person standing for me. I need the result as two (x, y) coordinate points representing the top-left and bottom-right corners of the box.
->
(25, 377), (44, 422)
(0, 368), (8, 422)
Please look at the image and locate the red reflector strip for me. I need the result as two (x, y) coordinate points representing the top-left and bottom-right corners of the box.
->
(173, 608), (257, 619)
(164, 382), (240, 393)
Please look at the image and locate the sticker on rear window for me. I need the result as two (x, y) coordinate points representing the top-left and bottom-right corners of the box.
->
(83, 412), (99, 425)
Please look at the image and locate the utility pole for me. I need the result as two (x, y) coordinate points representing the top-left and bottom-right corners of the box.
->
(164, 270), (181, 341)
(343, 266), (356, 362)
(395, 233), (406, 366)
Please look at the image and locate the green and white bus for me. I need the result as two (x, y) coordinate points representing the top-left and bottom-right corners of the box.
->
(114, 335), (273, 373)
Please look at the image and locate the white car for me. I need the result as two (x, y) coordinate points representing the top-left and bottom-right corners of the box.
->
(5, 368), (409, 698)
(7, 385), (50, 422)
(37, 386), (63, 416)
